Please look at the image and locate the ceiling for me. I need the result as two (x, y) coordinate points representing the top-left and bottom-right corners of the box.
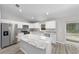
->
(0, 4), (79, 23)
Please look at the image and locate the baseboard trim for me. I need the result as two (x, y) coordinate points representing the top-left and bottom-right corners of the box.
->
(56, 41), (66, 44)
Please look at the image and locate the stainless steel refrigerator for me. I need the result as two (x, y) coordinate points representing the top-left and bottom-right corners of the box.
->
(0, 23), (17, 48)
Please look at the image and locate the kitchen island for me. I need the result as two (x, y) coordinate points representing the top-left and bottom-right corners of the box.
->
(17, 33), (53, 54)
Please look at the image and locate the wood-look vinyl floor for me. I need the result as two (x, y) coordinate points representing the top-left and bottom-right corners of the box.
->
(52, 43), (79, 54)
(0, 43), (24, 54)
(0, 42), (79, 54)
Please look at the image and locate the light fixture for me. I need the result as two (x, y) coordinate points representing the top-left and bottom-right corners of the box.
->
(46, 12), (49, 15)
(15, 4), (22, 12)
(32, 17), (34, 19)
(16, 4), (20, 8)
(19, 9), (22, 12)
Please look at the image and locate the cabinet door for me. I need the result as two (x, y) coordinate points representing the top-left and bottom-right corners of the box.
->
(50, 34), (56, 43)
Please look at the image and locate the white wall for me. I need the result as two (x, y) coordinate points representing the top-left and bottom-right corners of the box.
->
(56, 19), (66, 44)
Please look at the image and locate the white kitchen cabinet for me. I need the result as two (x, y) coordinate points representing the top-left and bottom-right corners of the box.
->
(50, 34), (56, 43)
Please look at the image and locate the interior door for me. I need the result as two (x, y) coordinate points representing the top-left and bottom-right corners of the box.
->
(1, 23), (10, 48)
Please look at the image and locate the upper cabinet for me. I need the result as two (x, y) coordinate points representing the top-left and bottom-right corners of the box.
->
(29, 20), (56, 30)
(45, 21), (56, 29)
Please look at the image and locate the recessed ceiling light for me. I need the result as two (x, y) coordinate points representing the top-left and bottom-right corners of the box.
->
(19, 9), (22, 12)
(46, 12), (49, 15)
(32, 17), (34, 19)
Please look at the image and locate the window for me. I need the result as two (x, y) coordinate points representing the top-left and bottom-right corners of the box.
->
(67, 23), (79, 33)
